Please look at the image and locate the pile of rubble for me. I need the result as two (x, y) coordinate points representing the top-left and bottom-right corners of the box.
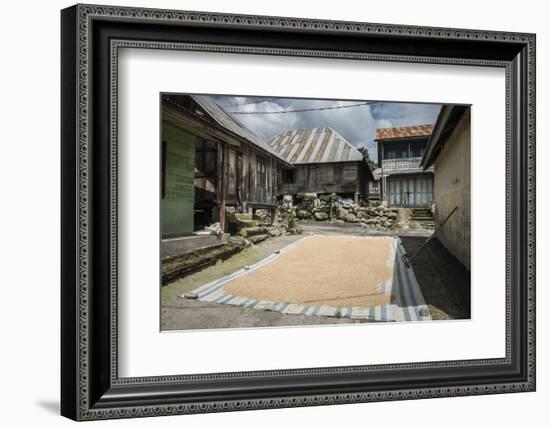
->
(294, 192), (339, 221)
(285, 192), (398, 229)
(335, 202), (398, 228)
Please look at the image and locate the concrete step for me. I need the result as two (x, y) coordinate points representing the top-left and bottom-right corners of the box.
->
(235, 219), (259, 228)
(239, 226), (268, 238)
(411, 210), (433, 220)
(234, 213), (253, 221)
(248, 234), (269, 244)
(266, 227), (283, 237)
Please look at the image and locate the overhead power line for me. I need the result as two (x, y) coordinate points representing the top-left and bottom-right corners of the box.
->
(220, 99), (275, 109)
(228, 102), (372, 115)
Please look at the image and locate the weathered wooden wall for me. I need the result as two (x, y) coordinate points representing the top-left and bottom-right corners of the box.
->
(195, 136), (279, 215)
(236, 143), (278, 206)
(278, 161), (366, 198)
(161, 98), (282, 237)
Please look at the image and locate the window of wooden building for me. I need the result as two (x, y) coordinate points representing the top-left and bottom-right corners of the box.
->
(383, 139), (427, 160)
(227, 148), (237, 201)
(256, 158), (266, 202)
(282, 169), (295, 184)
(409, 139), (426, 158)
(333, 163), (344, 180)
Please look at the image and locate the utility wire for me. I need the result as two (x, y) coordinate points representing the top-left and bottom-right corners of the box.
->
(227, 102), (372, 115)
(220, 99), (276, 109)
(222, 98), (362, 109)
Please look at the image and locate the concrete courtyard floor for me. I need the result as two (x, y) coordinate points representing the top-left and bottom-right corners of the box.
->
(161, 221), (470, 331)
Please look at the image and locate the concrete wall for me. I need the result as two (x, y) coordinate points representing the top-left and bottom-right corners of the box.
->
(161, 233), (229, 259)
(433, 109), (471, 270)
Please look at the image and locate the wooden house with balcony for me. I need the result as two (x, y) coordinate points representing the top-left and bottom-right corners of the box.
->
(375, 124), (435, 207)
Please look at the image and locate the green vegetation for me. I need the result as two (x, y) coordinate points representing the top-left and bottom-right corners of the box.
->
(357, 146), (377, 170)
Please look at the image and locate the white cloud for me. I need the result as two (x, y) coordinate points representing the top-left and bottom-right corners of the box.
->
(214, 96), (442, 160)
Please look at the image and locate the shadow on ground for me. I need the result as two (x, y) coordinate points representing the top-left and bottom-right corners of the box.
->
(399, 236), (471, 320)
(35, 400), (59, 415)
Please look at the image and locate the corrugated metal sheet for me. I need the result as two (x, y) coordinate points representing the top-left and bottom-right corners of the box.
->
(375, 124), (433, 141)
(268, 127), (363, 164)
(190, 95), (288, 163)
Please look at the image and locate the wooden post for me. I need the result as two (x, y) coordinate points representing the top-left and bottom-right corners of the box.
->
(355, 166), (361, 204)
(219, 144), (228, 232)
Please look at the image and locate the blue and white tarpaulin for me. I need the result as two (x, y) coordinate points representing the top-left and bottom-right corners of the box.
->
(180, 236), (431, 322)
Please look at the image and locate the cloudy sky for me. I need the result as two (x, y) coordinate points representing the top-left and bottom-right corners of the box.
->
(214, 96), (442, 161)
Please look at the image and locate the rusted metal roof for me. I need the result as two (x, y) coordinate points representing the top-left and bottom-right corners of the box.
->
(375, 124), (433, 141)
(268, 127), (364, 164)
(189, 95), (290, 164)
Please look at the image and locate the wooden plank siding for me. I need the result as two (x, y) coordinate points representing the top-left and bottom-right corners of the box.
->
(268, 127), (371, 200)
(235, 144), (280, 207)
(161, 97), (288, 237)
(278, 161), (366, 197)
(163, 98), (285, 205)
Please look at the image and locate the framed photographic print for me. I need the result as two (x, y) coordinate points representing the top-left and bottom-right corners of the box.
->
(61, 3), (536, 421)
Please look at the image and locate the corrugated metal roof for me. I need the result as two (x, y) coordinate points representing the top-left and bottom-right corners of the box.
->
(375, 124), (433, 141)
(190, 95), (289, 164)
(268, 127), (364, 164)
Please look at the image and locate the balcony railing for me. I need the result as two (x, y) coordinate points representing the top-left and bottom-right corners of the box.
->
(381, 157), (434, 175)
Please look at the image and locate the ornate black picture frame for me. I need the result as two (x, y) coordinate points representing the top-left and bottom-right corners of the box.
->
(61, 4), (536, 421)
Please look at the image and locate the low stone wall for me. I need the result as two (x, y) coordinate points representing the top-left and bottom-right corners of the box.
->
(162, 237), (249, 284)
(283, 192), (398, 229)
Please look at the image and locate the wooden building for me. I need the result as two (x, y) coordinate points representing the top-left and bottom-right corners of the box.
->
(375, 124), (435, 207)
(268, 127), (371, 201)
(368, 168), (382, 201)
(421, 106), (470, 269)
(161, 95), (291, 255)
